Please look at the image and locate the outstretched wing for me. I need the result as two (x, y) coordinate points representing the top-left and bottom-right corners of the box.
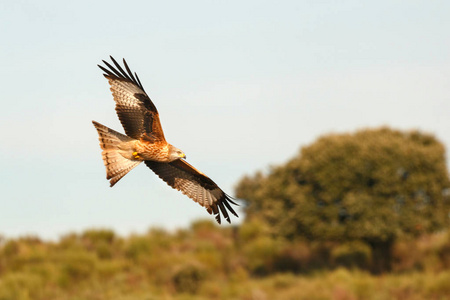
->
(145, 159), (239, 224)
(98, 56), (166, 141)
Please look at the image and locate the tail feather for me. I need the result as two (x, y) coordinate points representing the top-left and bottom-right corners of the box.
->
(92, 121), (141, 186)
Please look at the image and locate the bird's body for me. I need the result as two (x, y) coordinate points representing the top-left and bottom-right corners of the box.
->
(114, 138), (171, 162)
(134, 141), (172, 162)
(92, 56), (238, 224)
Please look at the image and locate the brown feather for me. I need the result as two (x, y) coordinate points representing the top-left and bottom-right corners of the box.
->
(92, 121), (142, 187)
(98, 57), (166, 142)
(95, 57), (238, 224)
(145, 159), (238, 224)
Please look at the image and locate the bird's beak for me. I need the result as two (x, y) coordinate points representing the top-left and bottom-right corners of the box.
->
(180, 153), (186, 159)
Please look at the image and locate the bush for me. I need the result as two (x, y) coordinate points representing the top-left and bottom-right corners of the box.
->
(58, 252), (97, 287)
(1, 240), (20, 258)
(426, 270), (450, 297)
(331, 241), (372, 270)
(82, 229), (115, 245)
(392, 238), (423, 272)
(0, 237), (47, 272)
(0, 272), (44, 300)
(124, 236), (153, 261)
(82, 229), (116, 259)
(272, 241), (312, 273)
(238, 219), (269, 243)
(437, 240), (450, 269)
(190, 219), (217, 232)
(171, 262), (207, 294)
(243, 236), (282, 276)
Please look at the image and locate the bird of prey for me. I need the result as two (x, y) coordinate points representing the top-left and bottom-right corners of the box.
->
(92, 56), (238, 224)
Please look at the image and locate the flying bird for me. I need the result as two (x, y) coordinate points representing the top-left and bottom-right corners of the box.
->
(92, 56), (238, 224)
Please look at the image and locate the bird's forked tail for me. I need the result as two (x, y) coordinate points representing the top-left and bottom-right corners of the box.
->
(92, 121), (141, 187)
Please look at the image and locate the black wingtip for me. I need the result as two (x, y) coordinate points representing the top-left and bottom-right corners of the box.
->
(225, 194), (240, 206)
(215, 212), (221, 224)
(218, 202), (231, 224)
(98, 56), (145, 91)
(135, 72), (144, 90)
(98, 64), (113, 77)
(123, 58), (138, 83)
(210, 195), (238, 224)
(223, 201), (239, 219)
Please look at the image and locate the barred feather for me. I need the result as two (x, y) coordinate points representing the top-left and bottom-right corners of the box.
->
(94, 57), (239, 224)
(92, 121), (141, 186)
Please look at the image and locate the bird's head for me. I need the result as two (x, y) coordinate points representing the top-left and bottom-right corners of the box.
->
(169, 145), (186, 161)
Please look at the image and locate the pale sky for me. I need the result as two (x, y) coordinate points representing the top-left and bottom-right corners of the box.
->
(1, 1), (449, 240)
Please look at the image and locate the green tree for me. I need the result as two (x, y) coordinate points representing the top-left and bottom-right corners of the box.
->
(236, 128), (450, 272)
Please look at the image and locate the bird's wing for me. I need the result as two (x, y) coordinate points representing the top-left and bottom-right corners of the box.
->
(98, 56), (166, 142)
(145, 159), (239, 224)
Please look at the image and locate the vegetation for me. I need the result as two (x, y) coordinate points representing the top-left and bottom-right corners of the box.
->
(236, 128), (450, 272)
(1, 224), (450, 300)
(1, 127), (450, 299)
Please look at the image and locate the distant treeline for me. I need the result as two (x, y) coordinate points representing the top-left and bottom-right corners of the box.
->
(0, 222), (450, 299)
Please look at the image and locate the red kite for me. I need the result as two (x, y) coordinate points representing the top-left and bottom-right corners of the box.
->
(92, 56), (238, 224)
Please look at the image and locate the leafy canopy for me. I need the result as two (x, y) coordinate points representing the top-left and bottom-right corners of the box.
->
(236, 128), (450, 243)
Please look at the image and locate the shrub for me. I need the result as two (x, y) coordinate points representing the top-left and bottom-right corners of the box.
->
(243, 236), (282, 276)
(82, 229), (115, 245)
(58, 252), (97, 287)
(272, 241), (312, 273)
(0, 272), (44, 300)
(437, 240), (450, 269)
(238, 219), (269, 243)
(124, 236), (153, 261)
(171, 262), (207, 294)
(331, 241), (372, 270)
(425, 270), (450, 297)
(190, 219), (217, 232)
(392, 239), (423, 272)
(1, 240), (20, 258)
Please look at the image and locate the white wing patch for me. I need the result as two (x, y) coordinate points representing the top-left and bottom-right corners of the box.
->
(109, 80), (145, 108)
(174, 177), (217, 207)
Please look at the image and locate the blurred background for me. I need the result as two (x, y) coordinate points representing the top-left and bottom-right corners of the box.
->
(1, 1), (450, 299)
